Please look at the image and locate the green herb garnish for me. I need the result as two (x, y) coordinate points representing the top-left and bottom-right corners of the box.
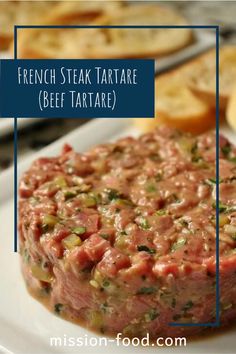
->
(172, 298), (176, 308)
(102, 280), (110, 287)
(137, 287), (156, 295)
(182, 300), (194, 312)
(146, 184), (157, 193)
(205, 178), (222, 185)
(155, 172), (163, 182)
(171, 238), (186, 252)
(54, 303), (63, 314)
(137, 245), (156, 254)
(100, 234), (110, 240)
(147, 309), (159, 321)
(229, 157), (236, 163)
(156, 209), (166, 216)
(106, 188), (120, 201)
(139, 217), (150, 230)
(191, 142), (198, 155)
(212, 201), (228, 213)
(179, 219), (189, 228)
(64, 190), (77, 200)
(221, 144), (231, 157)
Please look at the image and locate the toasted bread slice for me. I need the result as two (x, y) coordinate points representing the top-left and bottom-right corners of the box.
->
(0, 0), (58, 51)
(134, 72), (215, 135)
(226, 82), (236, 132)
(43, 0), (124, 24)
(17, 4), (193, 59)
(187, 46), (236, 110)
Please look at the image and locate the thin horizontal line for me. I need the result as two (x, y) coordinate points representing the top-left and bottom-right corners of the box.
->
(169, 322), (220, 327)
(15, 25), (219, 29)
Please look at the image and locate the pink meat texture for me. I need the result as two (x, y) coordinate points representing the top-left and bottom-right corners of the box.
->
(19, 126), (236, 338)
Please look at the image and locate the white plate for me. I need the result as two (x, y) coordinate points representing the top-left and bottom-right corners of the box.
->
(0, 119), (235, 354)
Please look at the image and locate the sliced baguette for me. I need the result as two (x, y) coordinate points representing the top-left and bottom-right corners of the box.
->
(187, 46), (236, 110)
(43, 0), (124, 25)
(134, 72), (215, 135)
(0, 0), (58, 51)
(226, 82), (236, 132)
(17, 4), (193, 59)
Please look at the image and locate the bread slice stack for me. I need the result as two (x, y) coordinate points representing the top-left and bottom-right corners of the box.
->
(188, 46), (236, 110)
(135, 70), (215, 134)
(0, 0), (57, 50)
(134, 45), (236, 134)
(0, 0), (124, 52)
(17, 3), (193, 59)
(227, 83), (236, 131)
(43, 0), (124, 25)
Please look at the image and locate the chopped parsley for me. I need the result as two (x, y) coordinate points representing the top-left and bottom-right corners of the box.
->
(192, 155), (202, 163)
(100, 302), (108, 313)
(179, 219), (189, 228)
(105, 188), (120, 201)
(173, 314), (181, 321)
(212, 201), (228, 213)
(137, 287), (156, 295)
(205, 178), (222, 185)
(191, 142), (198, 155)
(171, 238), (186, 252)
(156, 209), (166, 216)
(139, 217), (150, 230)
(146, 184), (157, 193)
(182, 300), (194, 312)
(229, 156), (236, 163)
(155, 172), (163, 182)
(169, 193), (181, 204)
(64, 190), (77, 200)
(221, 144), (231, 157)
(99, 233), (110, 240)
(102, 280), (110, 287)
(137, 245), (156, 254)
(54, 303), (63, 314)
(146, 309), (159, 321)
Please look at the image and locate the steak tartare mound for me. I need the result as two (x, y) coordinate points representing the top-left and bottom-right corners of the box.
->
(19, 126), (236, 338)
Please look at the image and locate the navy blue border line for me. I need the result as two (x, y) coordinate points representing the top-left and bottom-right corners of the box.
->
(215, 26), (220, 326)
(16, 25), (218, 29)
(13, 24), (220, 328)
(14, 118), (18, 253)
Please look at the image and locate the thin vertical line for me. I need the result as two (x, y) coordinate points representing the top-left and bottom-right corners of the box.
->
(14, 26), (17, 59)
(215, 26), (220, 326)
(14, 118), (18, 252)
(14, 26), (18, 252)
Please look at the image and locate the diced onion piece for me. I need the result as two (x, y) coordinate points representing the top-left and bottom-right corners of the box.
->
(79, 193), (97, 207)
(219, 214), (229, 227)
(54, 176), (67, 188)
(31, 265), (53, 283)
(42, 214), (58, 228)
(72, 226), (86, 235)
(89, 280), (99, 288)
(224, 224), (236, 235)
(62, 234), (82, 249)
(89, 310), (103, 328)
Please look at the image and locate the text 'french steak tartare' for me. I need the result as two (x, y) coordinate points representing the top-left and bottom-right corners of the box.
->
(19, 126), (236, 338)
